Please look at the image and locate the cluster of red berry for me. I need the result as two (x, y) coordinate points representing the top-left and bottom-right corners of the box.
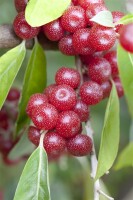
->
(26, 67), (93, 159)
(0, 88), (21, 165)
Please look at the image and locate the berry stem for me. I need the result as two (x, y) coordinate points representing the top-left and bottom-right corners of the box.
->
(39, 130), (47, 148)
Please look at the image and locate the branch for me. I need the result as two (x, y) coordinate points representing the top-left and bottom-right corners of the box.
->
(0, 24), (58, 50)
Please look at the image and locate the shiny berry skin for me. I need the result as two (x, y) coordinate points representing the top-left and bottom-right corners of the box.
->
(73, 99), (89, 122)
(101, 81), (112, 99)
(49, 84), (77, 111)
(112, 11), (125, 33)
(78, 0), (104, 9)
(61, 6), (87, 33)
(55, 67), (80, 89)
(73, 28), (95, 55)
(113, 77), (124, 98)
(80, 81), (103, 105)
(104, 51), (119, 76)
(88, 57), (111, 84)
(13, 12), (40, 40)
(44, 84), (56, 98)
(86, 3), (107, 26)
(31, 103), (58, 130)
(28, 126), (40, 146)
(59, 35), (76, 56)
(43, 19), (64, 41)
(67, 134), (93, 157)
(89, 24), (116, 51)
(6, 88), (20, 101)
(56, 111), (81, 138)
(43, 131), (66, 156)
(119, 23), (133, 53)
(26, 93), (48, 117)
(14, 0), (28, 12)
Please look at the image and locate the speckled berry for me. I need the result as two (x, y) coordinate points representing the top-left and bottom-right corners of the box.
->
(43, 19), (64, 41)
(88, 57), (111, 84)
(89, 24), (116, 51)
(43, 84), (56, 98)
(28, 126), (40, 146)
(112, 11), (125, 33)
(80, 81), (103, 105)
(55, 67), (80, 89)
(67, 134), (93, 156)
(31, 103), (58, 130)
(14, 0), (28, 12)
(61, 6), (87, 33)
(49, 84), (77, 111)
(26, 93), (48, 117)
(13, 12), (40, 39)
(59, 35), (76, 56)
(119, 23), (133, 53)
(78, 0), (104, 9)
(101, 81), (112, 99)
(56, 111), (81, 138)
(73, 99), (89, 122)
(6, 88), (20, 101)
(113, 77), (124, 98)
(104, 51), (119, 76)
(73, 28), (95, 55)
(43, 131), (66, 156)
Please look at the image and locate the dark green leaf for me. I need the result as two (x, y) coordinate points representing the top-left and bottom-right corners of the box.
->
(25, 0), (71, 27)
(90, 11), (114, 27)
(15, 43), (47, 137)
(117, 45), (133, 118)
(95, 82), (120, 180)
(13, 134), (51, 200)
(0, 42), (26, 109)
(114, 142), (133, 170)
(117, 14), (133, 25)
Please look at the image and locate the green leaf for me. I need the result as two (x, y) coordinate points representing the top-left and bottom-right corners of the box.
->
(90, 10), (115, 27)
(114, 142), (133, 170)
(0, 42), (26, 109)
(25, 0), (71, 27)
(13, 134), (51, 200)
(117, 45), (133, 118)
(116, 14), (133, 25)
(95, 82), (120, 180)
(15, 43), (47, 137)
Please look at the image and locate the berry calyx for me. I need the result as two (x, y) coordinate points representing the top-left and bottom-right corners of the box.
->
(55, 67), (80, 89)
(56, 111), (81, 138)
(80, 81), (103, 105)
(28, 126), (40, 146)
(67, 134), (93, 157)
(31, 103), (58, 130)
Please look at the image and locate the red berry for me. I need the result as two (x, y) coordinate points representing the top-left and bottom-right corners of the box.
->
(6, 88), (20, 101)
(67, 134), (93, 156)
(61, 6), (87, 33)
(31, 103), (58, 130)
(86, 3), (107, 26)
(43, 84), (56, 98)
(89, 24), (116, 51)
(113, 77), (124, 98)
(13, 12), (40, 40)
(88, 57), (111, 84)
(0, 109), (9, 130)
(49, 84), (77, 111)
(104, 51), (119, 76)
(43, 19), (64, 41)
(43, 131), (66, 156)
(78, 0), (104, 9)
(112, 11), (125, 33)
(28, 126), (40, 146)
(59, 35), (76, 56)
(73, 99), (89, 122)
(26, 93), (48, 117)
(73, 28), (95, 55)
(80, 81), (103, 105)
(14, 0), (28, 12)
(55, 67), (80, 89)
(101, 81), (112, 99)
(72, 0), (78, 5)
(80, 52), (103, 65)
(56, 111), (81, 138)
(119, 23), (133, 53)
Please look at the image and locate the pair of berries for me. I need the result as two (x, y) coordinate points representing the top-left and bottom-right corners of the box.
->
(27, 67), (93, 158)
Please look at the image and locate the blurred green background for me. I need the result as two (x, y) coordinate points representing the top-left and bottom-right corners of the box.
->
(0, 0), (133, 200)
